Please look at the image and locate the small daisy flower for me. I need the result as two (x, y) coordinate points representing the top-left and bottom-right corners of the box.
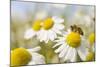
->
(24, 16), (64, 43)
(85, 51), (94, 61)
(11, 46), (45, 66)
(37, 16), (64, 43)
(88, 33), (95, 52)
(24, 20), (42, 39)
(85, 33), (95, 61)
(53, 26), (89, 62)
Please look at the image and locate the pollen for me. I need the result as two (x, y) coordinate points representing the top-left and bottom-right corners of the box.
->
(42, 17), (54, 30)
(11, 48), (32, 66)
(66, 32), (81, 48)
(86, 52), (94, 61)
(32, 20), (42, 31)
(88, 33), (95, 45)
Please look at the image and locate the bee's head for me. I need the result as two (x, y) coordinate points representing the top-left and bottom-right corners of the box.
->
(70, 24), (84, 35)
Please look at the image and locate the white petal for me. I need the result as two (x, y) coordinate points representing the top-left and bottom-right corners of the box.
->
(52, 32), (57, 40)
(52, 16), (64, 23)
(62, 31), (69, 36)
(39, 30), (44, 41)
(37, 30), (45, 42)
(53, 24), (64, 30)
(55, 44), (66, 53)
(29, 52), (45, 65)
(24, 28), (35, 39)
(77, 43), (88, 61)
(81, 36), (89, 47)
(63, 47), (74, 62)
(48, 30), (56, 41)
(27, 46), (41, 52)
(70, 48), (77, 62)
(59, 45), (69, 58)
(53, 41), (64, 48)
(42, 31), (48, 42)
(37, 30), (50, 43)
(52, 28), (62, 34)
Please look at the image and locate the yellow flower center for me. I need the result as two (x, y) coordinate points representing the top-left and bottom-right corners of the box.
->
(42, 18), (54, 30)
(11, 48), (32, 66)
(32, 18), (54, 31)
(86, 52), (94, 61)
(66, 32), (81, 48)
(32, 20), (42, 31)
(88, 33), (95, 45)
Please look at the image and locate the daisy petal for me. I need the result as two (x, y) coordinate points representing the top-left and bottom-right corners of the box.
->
(52, 16), (64, 23)
(42, 31), (48, 42)
(53, 41), (64, 48)
(64, 47), (73, 62)
(52, 28), (62, 34)
(24, 28), (35, 39)
(29, 52), (45, 65)
(77, 44), (88, 61)
(49, 30), (56, 41)
(59, 45), (69, 58)
(27, 46), (41, 52)
(70, 48), (77, 62)
(55, 44), (66, 53)
(53, 24), (64, 30)
(37, 30), (45, 42)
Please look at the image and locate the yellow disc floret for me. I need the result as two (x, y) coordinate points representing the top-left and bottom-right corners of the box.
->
(88, 33), (95, 45)
(66, 32), (81, 48)
(32, 20), (42, 31)
(11, 48), (32, 66)
(43, 18), (54, 30)
(86, 52), (94, 61)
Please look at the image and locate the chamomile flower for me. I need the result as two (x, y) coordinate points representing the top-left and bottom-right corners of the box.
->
(53, 28), (89, 62)
(81, 33), (95, 61)
(11, 46), (45, 66)
(37, 16), (64, 43)
(24, 20), (42, 39)
(88, 33), (95, 59)
(24, 16), (64, 43)
(88, 33), (95, 46)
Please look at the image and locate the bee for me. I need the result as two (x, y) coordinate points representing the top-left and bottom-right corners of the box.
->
(70, 24), (84, 35)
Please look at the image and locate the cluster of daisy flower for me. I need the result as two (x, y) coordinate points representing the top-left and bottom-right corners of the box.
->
(11, 15), (95, 66)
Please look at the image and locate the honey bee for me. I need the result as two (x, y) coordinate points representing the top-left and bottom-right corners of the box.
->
(70, 24), (84, 35)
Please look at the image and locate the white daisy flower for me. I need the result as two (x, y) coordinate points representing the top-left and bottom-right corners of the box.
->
(53, 29), (90, 62)
(24, 16), (64, 43)
(37, 16), (64, 43)
(11, 46), (45, 66)
(24, 20), (42, 39)
(88, 33), (95, 52)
